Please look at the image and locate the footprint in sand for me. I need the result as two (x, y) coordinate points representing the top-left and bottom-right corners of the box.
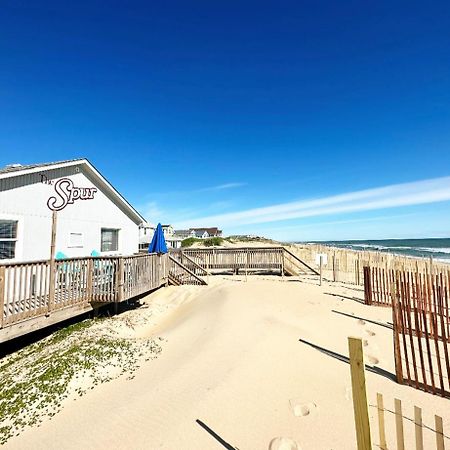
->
(365, 329), (376, 337)
(363, 339), (369, 347)
(365, 354), (380, 365)
(357, 319), (366, 325)
(289, 399), (318, 417)
(269, 437), (302, 450)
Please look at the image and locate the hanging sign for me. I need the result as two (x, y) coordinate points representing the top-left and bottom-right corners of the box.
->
(46, 177), (97, 211)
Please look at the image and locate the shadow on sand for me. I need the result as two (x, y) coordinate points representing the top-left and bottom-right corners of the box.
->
(196, 419), (240, 450)
(324, 291), (365, 305)
(331, 309), (393, 330)
(298, 338), (396, 382)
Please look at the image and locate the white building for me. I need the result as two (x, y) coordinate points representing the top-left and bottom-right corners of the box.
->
(138, 222), (155, 251)
(0, 159), (146, 263)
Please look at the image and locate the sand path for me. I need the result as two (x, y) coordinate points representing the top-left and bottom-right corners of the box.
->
(5, 277), (450, 449)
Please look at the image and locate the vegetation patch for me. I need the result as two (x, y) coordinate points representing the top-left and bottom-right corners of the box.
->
(181, 237), (202, 247)
(0, 318), (163, 444)
(203, 237), (224, 247)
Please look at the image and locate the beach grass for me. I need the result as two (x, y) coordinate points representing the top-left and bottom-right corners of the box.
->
(0, 318), (163, 444)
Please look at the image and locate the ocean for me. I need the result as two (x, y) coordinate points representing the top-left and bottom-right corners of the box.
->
(305, 238), (450, 262)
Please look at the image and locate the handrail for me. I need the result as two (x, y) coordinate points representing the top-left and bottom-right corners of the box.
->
(282, 247), (319, 275)
(179, 252), (210, 276)
(0, 252), (160, 267)
(168, 255), (207, 285)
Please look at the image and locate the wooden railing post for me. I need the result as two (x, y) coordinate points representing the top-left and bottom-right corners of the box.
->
(117, 258), (124, 302)
(0, 266), (5, 328)
(86, 258), (93, 302)
(348, 336), (372, 450)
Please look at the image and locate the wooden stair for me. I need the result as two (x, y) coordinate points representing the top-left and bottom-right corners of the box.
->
(168, 255), (207, 286)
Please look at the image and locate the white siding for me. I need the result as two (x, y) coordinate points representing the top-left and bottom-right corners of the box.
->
(0, 165), (140, 262)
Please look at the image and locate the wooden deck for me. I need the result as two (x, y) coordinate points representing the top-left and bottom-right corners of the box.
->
(0, 253), (168, 343)
(0, 246), (318, 343)
(171, 246), (319, 277)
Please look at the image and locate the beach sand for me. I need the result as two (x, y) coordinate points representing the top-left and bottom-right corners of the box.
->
(4, 275), (450, 449)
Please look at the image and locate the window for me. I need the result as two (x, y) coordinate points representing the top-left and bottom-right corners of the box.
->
(68, 232), (83, 248)
(101, 228), (119, 252)
(0, 220), (18, 260)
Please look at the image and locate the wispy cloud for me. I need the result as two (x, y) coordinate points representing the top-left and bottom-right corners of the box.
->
(175, 176), (450, 228)
(196, 182), (247, 193)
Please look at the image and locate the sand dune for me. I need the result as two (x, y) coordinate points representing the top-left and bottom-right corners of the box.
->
(4, 276), (449, 449)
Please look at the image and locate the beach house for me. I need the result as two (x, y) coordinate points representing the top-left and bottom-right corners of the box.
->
(0, 159), (145, 263)
(189, 227), (223, 239)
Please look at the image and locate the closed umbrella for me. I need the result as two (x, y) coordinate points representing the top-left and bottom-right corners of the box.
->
(148, 223), (168, 254)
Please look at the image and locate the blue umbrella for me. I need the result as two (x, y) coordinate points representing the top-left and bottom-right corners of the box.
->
(148, 223), (168, 254)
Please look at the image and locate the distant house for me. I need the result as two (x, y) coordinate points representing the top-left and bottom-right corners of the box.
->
(0, 159), (145, 262)
(161, 224), (174, 237)
(189, 227), (223, 239)
(138, 222), (155, 252)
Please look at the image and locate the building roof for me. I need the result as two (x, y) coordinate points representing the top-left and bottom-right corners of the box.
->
(0, 158), (146, 225)
(0, 159), (84, 175)
(189, 227), (222, 235)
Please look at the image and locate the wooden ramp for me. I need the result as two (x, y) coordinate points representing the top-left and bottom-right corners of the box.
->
(171, 247), (319, 277)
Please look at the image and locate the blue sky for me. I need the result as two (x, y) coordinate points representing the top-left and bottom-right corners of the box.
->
(1, 1), (450, 241)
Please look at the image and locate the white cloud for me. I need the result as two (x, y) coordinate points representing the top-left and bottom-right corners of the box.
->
(197, 182), (247, 192)
(175, 176), (450, 228)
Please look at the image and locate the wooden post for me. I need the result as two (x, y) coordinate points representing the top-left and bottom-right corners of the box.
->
(414, 406), (424, 450)
(348, 337), (372, 450)
(376, 393), (387, 450)
(394, 399), (405, 450)
(0, 266), (5, 328)
(245, 248), (248, 282)
(48, 211), (57, 314)
(333, 252), (336, 282)
(390, 280), (404, 384)
(86, 258), (94, 302)
(435, 415), (445, 450)
(319, 255), (323, 286)
(281, 249), (285, 281)
(356, 256), (361, 285)
(117, 258), (124, 303)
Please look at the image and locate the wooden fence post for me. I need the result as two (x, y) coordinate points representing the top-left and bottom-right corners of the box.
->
(363, 267), (372, 305)
(435, 415), (445, 450)
(390, 279), (404, 384)
(0, 266), (5, 328)
(394, 398), (405, 450)
(376, 393), (387, 450)
(319, 255), (323, 286)
(348, 336), (372, 450)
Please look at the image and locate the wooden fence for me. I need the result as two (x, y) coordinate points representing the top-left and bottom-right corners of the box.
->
(0, 253), (168, 342)
(348, 337), (448, 450)
(392, 270), (450, 397)
(374, 393), (448, 450)
(292, 244), (450, 285)
(363, 265), (450, 398)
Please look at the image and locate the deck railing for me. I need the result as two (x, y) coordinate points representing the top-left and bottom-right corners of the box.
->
(176, 247), (319, 276)
(0, 253), (168, 331)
